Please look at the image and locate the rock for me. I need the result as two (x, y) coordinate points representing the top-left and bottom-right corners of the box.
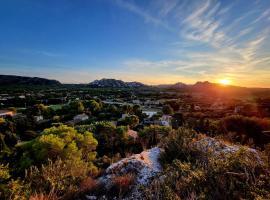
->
(84, 147), (162, 199)
(192, 137), (264, 165)
(85, 195), (97, 200)
(100, 147), (162, 188)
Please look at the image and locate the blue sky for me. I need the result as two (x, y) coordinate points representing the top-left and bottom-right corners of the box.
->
(0, 0), (270, 86)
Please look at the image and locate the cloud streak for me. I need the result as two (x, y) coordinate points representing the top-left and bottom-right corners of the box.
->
(113, 0), (270, 87)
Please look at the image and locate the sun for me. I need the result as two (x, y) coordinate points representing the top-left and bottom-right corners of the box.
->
(219, 79), (231, 86)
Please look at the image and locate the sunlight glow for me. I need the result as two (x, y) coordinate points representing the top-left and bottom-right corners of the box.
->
(219, 79), (231, 85)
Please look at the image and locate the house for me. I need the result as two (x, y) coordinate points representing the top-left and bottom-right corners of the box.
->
(142, 110), (158, 118)
(234, 105), (244, 114)
(73, 113), (89, 123)
(34, 115), (44, 122)
(144, 100), (160, 106)
(121, 114), (129, 119)
(194, 105), (201, 111)
(143, 118), (155, 125)
(132, 100), (141, 104)
(0, 110), (14, 118)
(19, 95), (26, 99)
(159, 115), (172, 126)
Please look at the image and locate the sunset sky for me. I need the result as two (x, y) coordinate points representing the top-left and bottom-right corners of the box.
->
(0, 0), (270, 87)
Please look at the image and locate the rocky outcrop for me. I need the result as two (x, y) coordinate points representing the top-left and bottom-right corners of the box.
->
(192, 137), (264, 165)
(85, 147), (162, 200)
(100, 147), (162, 187)
(84, 138), (265, 199)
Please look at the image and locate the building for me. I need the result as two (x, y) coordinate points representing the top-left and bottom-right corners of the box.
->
(142, 110), (158, 118)
(33, 115), (44, 122)
(132, 100), (141, 104)
(0, 110), (14, 118)
(159, 115), (172, 126)
(194, 105), (201, 111)
(144, 100), (160, 106)
(73, 113), (89, 123)
(121, 114), (129, 119)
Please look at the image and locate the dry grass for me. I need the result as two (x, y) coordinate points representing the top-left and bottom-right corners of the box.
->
(79, 177), (98, 193)
(111, 173), (135, 198)
(29, 192), (58, 200)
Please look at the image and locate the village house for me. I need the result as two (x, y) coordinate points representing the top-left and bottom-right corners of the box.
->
(33, 115), (44, 122)
(159, 115), (172, 126)
(73, 113), (89, 123)
(0, 110), (14, 118)
(132, 100), (141, 104)
(142, 110), (158, 118)
(144, 99), (160, 106)
(194, 105), (201, 111)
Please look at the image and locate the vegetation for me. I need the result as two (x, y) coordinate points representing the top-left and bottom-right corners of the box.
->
(0, 84), (270, 199)
(143, 128), (270, 200)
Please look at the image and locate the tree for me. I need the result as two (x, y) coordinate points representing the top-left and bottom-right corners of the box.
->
(85, 100), (101, 114)
(172, 113), (184, 129)
(123, 115), (139, 129)
(18, 125), (98, 170)
(70, 101), (85, 114)
(52, 115), (61, 122)
(162, 105), (174, 115)
(122, 105), (133, 114)
(33, 104), (47, 115)
(90, 121), (117, 155)
(164, 100), (180, 111)
(31, 104), (55, 119)
(139, 125), (172, 149)
(221, 115), (270, 146)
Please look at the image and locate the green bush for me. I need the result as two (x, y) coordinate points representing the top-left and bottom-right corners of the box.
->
(145, 128), (270, 200)
(18, 125), (98, 172)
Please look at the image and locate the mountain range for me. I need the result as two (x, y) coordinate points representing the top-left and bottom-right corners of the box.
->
(1, 75), (269, 95)
(0, 75), (61, 86)
(89, 78), (145, 88)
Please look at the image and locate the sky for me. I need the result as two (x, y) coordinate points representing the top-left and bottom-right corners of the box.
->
(0, 0), (270, 87)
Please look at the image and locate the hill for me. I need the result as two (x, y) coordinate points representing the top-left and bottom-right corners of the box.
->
(0, 75), (61, 86)
(89, 78), (145, 88)
(157, 82), (188, 89)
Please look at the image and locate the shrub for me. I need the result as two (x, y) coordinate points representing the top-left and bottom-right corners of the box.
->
(145, 128), (270, 200)
(221, 115), (270, 146)
(139, 125), (172, 149)
(29, 193), (58, 200)
(111, 173), (135, 198)
(25, 158), (97, 199)
(18, 125), (98, 170)
(79, 177), (98, 193)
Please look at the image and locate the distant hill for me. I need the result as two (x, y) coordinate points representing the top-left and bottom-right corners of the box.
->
(157, 82), (188, 89)
(0, 75), (61, 86)
(89, 78), (145, 88)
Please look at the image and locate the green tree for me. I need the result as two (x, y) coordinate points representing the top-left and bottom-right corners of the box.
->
(162, 105), (174, 115)
(18, 125), (98, 170)
(139, 125), (172, 149)
(122, 105), (133, 114)
(70, 101), (85, 114)
(123, 115), (139, 129)
(85, 100), (101, 114)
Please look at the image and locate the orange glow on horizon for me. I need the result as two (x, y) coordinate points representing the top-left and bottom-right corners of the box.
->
(219, 79), (231, 86)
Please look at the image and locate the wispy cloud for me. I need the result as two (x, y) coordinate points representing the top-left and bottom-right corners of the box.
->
(112, 0), (270, 86)
(153, 0), (179, 17)
(113, 0), (173, 31)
